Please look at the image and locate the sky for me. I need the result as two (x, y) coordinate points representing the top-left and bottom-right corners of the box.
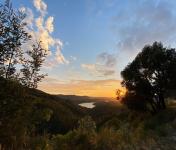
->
(3, 0), (176, 97)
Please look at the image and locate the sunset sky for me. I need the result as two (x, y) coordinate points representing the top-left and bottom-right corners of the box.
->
(7, 0), (176, 97)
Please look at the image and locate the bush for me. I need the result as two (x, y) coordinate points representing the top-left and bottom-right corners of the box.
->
(29, 135), (52, 150)
(95, 128), (119, 150)
(51, 116), (97, 150)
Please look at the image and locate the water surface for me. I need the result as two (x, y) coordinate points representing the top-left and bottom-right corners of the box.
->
(78, 102), (95, 108)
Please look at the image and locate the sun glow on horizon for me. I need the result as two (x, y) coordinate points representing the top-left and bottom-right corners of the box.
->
(116, 87), (127, 100)
(38, 78), (123, 98)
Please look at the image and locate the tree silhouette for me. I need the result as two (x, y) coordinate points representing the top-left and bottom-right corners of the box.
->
(121, 42), (176, 114)
(21, 42), (47, 88)
(0, 0), (47, 88)
(0, 0), (31, 79)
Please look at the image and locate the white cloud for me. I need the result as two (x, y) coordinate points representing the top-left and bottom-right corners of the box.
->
(45, 16), (54, 33)
(35, 16), (43, 29)
(56, 46), (69, 64)
(33, 0), (47, 15)
(21, 0), (68, 67)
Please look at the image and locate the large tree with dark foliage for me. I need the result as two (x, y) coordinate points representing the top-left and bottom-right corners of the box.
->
(121, 42), (176, 114)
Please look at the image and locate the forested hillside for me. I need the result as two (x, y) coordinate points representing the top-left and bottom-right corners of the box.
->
(1, 77), (176, 149)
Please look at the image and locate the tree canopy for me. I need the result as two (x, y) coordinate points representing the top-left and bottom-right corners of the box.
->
(121, 42), (176, 114)
(0, 0), (47, 88)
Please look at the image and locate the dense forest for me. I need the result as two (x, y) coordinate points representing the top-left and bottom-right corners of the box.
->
(1, 0), (176, 150)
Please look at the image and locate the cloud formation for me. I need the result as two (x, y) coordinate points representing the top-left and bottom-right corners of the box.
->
(21, 0), (68, 67)
(82, 52), (117, 77)
(113, 0), (176, 61)
(45, 16), (54, 33)
(33, 0), (47, 15)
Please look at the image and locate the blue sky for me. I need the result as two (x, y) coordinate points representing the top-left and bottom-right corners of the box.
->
(2, 0), (176, 97)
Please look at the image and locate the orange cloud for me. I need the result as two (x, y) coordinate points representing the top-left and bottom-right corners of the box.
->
(38, 78), (123, 98)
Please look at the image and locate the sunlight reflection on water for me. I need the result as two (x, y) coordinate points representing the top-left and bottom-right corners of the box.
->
(78, 102), (95, 108)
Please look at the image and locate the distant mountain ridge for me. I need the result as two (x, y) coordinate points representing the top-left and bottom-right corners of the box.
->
(56, 94), (116, 104)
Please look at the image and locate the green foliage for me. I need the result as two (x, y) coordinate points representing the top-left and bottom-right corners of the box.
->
(0, 77), (32, 149)
(102, 117), (121, 130)
(29, 135), (52, 150)
(52, 132), (74, 150)
(0, 0), (47, 88)
(1, 77), (176, 150)
(77, 116), (96, 134)
(0, 76), (84, 149)
(121, 42), (176, 113)
(0, 1), (49, 147)
(0, 0), (31, 79)
(95, 128), (119, 150)
(51, 116), (97, 150)
(51, 111), (176, 150)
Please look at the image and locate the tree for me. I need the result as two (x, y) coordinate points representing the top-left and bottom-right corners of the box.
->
(0, 1), (50, 148)
(21, 42), (47, 88)
(0, 0), (47, 89)
(116, 89), (126, 101)
(121, 42), (176, 114)
(0, 0), (31, 79)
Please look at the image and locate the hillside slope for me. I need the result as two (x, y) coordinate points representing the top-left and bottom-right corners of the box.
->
(0, 77), (87, 135)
